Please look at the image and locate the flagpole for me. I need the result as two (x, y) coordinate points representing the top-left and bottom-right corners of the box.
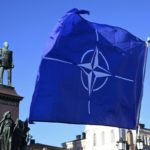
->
(137, 36), (150, 125)
(137, 36), (150, 127)
(135, 37), (150, 150)
(146, 37), (150, 47)
(136, 37), (150, 149)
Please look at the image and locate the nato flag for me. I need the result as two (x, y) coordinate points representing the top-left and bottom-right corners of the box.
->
(29, 8), (147, 129)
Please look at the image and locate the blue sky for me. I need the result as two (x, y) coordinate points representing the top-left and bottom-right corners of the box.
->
(0, 0), (150, 146)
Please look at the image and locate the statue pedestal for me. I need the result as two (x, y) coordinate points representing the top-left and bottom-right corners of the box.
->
(0, 85), (23, 121)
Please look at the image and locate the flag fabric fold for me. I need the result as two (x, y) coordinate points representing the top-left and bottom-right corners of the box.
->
(29, 8), (147, 129)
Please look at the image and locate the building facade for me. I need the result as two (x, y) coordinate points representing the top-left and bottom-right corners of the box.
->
(139, 124), (150, 149)
(26, 143), (65, 150)
(63, 124), (150, 150)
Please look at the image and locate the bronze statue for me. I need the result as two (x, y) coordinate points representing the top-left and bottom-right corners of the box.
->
(12, 119), (24, 150)
(0, 42), (14, 86)
(0, 112), (30, 150)
(12, 119), (30, 150)
(0, 111), (15, 150)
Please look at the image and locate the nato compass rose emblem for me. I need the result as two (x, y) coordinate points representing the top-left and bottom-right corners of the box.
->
(44, 30), (134, 115)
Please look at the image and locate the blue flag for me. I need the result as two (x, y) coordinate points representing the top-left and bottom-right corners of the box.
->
(29, 9), (147, 129)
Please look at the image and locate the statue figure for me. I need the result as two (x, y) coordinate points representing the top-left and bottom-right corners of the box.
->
(12, 119), (24, 150)
(0, 42), (14, 86)
(22, 119), (30, 149)
(12, 119), (30, 150)
(0, 111), (15, 150)
(0, 112), (30, 150)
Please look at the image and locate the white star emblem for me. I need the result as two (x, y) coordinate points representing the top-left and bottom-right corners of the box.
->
(78, 46), (111, 96)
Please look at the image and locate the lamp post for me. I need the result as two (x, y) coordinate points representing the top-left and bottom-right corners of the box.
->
(118, 138), (128, 150)
(136, 137), (144, 150)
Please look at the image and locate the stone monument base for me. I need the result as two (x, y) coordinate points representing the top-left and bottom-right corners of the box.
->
(0, 84), (23, 121)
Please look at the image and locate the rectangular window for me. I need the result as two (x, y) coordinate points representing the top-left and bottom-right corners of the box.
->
(101, 131), (105, 145)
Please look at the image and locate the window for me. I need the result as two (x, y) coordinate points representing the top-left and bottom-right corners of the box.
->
(147, 137), (150, 145)
(101, 131), (105, 145)
(144, 136), (147, 145)
(111, 129), (115, 143)
(93, 133), (96, 146)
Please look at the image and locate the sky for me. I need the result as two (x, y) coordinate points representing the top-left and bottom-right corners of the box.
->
(0, 0), (150, 147)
